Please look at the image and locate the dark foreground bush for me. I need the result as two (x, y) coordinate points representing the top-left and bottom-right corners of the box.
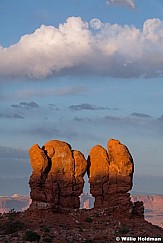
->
(118, 224), (130, 234)
(44, 236), (53, 243)
(85, 217), (93, 223)
(23, 230), (41, 242)
(84, 240), (93, 243)
(1, 220), (24, 234)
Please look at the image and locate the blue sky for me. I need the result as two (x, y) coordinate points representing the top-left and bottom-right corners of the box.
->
(0, 0), (163, 195)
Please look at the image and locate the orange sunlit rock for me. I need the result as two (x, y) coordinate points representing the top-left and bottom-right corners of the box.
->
(44, 140), (75, 179)
(108, 139), (133, 177)
(29, 138), (143, 218)
(88, 139), (134, 216)
(88, 145), (109, 197)
(29, 140), (87, 209)
(29, 144), (49, 173)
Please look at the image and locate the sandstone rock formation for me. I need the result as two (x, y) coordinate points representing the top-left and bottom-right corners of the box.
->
(88, 139), (134, 214)
(3, 139), (163, 242)
(29, 140), (87, 209)
(132, 201), (144, 217)
(29, 138), (143, 217)
(131, 195), (163, 227)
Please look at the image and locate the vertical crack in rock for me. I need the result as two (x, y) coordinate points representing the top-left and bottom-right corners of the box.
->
(29, 140), (87, 209)
(88, 139), (135, 216)
(28, 138), (144, 217)
(29, 144), (50, 204)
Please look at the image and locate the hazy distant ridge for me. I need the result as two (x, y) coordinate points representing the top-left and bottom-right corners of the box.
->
(0, 193), (162, 228)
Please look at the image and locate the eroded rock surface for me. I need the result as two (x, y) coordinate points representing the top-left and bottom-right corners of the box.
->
(29, 138), (142, 217)
(29, 140), (87, 209)
(88, 139), (134, 215)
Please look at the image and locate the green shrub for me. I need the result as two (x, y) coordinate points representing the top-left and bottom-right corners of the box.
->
(44, 236), (53, 243)
(118, 224), (130, 234)
(77, 224), (84, 232)
(8, 208), (16, 214)
(41, 225), (50, 232)
(3, 220), (24, 234)
(85, 217), (93, 223)
(84, 240), (93, 243)
(8, 209), (17, 220)
(23, 230), (41, 242)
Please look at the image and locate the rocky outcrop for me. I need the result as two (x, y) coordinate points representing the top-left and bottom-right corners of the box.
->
(132, 201), (144, 217)
(3, 139), (163, 242)
(29, 140), (87, 209)
(88, 139), (134, 215)
(29, 138), (142, 217)
(1, 204), (163, 243)
(131, 195), (163, 227)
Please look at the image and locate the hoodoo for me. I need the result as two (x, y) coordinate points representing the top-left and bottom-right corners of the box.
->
(29, 140), (87, 209)
(88, 139), (134, 215)
(2, 139), (163, 243)
(29, 138), (143, 217)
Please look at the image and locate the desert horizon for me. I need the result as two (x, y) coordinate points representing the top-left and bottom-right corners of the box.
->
(0, 192), (163, 227)
(0, 0), (163, 241)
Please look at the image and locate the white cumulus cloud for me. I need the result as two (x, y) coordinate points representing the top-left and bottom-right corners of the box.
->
(107, 0), (136, 8)
(90, 18), (102, 30)
(1, 17), (163, 79)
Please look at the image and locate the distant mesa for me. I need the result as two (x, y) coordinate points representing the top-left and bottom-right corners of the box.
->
(28, 138), (143, 218)
(0, 195), (31, 214)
